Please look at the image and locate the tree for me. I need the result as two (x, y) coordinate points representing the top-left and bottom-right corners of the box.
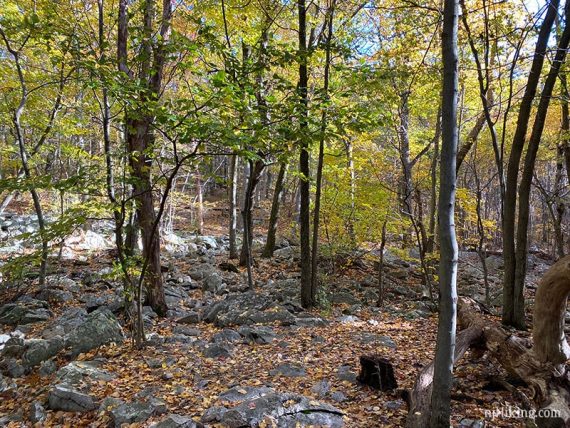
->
(429, 0), (460, 425)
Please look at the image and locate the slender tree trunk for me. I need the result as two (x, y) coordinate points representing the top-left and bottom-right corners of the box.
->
(195, 166), (204, 234)
(502, 0), (559, 328)
(229, 154), (239, 259)
(263, 162), (287, 258)
(298, 0), (313, 308)
(345, 139), (356, 244)
(429, 0), (459, 425)
(513, 12), (570, 328)
(426, 118), (440, 254)
(310, 0), (335, 298)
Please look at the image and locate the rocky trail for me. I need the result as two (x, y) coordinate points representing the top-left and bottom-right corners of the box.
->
(0, 220), (557, 427)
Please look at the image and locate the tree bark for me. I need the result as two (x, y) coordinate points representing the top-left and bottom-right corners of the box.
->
(429, 0), (460, 425)
(502, 0), (559, 329)
(229, 154), (239, 259)
(298, 0), (313, 308)
(263, 162), (287, 258)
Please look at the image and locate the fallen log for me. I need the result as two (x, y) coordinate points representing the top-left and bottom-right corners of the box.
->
(406, 255), (570, 428)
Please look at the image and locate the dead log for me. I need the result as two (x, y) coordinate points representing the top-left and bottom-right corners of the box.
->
(357, 355), (398, 391)
(406, 256), (570, 427)
(406, 325), (483, 428)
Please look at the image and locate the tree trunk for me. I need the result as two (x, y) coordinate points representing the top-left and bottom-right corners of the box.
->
(513, 12), (570, 329)
(229, 154), (239, 259)
(502, 0), (559, 329)
(263, 162), (287, 258)
(310, 0), (335, 298)
(429, 0), (460, 425)
(298, 0), (313, 308)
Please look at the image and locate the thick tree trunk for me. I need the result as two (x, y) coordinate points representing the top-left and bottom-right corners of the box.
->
(502, 0), (559, 329)
(429, 0), (460, 425)
(513, 12), (570, 329)
(263, 162), (287, 258)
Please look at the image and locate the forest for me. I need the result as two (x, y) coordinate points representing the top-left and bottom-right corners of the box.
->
(0, 0), (569, 426)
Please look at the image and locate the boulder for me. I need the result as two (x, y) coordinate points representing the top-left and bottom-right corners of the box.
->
(0, 300), (52, 326)
(42, 307), (88, 339)
(65, 308), (124, 357)
(331, 291), (359, 306)
(22, 337), (64, 368)
(48, 385), (97, 412)
(176, 311), (201, 324)
(219, 392), (344, 428)
(203, 292), (296, 327)
(202, 343), (233, 359)
(55, 360), (115, 386)
(212, 329), (242, 344)
(238, 326), (276, 344)
(108, 399), (166, 427)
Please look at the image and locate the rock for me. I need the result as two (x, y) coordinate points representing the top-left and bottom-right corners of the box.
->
(0, 300), (52, 325)
(201, 406), (228, 423)
(29, 401), (46, 423)
(294, 317), (329, 327)
(22, 337), (64, 368)
(269, 362), (306, 378)
(336, 365), (357, 383)
(1, 336), (25, 358)
(331, 291), (360, 306)
(330, 391), (348, 402)
(337, 315), (360, 324)
(0, 372), (15, 392)
(48, 385), (97, 412)
(164, 285), (191, 307)
(203, 343), (232, 359)
(458, 418), (485, 428)
(219, 386), (274, 403)
(42, 307), (88, 339)
(66, 308), (124, 357)
(177, 311), (201, 324)
(384, 400), (405, 410)
(82, 293), (122, 313)
(172, 326), (201, 337)
(203, 272), (225, 294)
(311, 380), (331, 398)
(220, 392), (344, 428)
(36, 287), (73, 304)
(188, 264), (215, 281)
(212, 329), (242, 344)
(273, 246), (298, 260)
(238, 326), (276, 344)
(109, 399), (166, 427)
(3, 358), (25, 378)
(151, 414), (202, 428)
(39, 359), (57, 377)
(203, 292), (296, 327)
(357, 333), (396, 348)
(55, 360), (115, 385)
(195, 236), (218, 250)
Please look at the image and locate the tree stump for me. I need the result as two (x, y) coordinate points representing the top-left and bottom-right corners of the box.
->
(357, 355), (398, 391)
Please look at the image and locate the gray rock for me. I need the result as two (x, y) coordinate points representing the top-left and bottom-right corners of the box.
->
(330, 391), (348, 402)
(151, 414), (202, 428)
(36, 287), (73, 304)
(331, 291), (360, 306)
(48, 385), (97, 412)
(203, 343), (232, 359)
(201, 406), (228, 423)
(203, 292), (296, 327)
(238, 326), (276, 344)
(273, 246), (298, 260)
(109, 399), (166, 427)
(195, 236), (218, 250)
(458, 418), (485, 428)
(337, 315), (360, 324)
(164, 285), (191, 307)
(220, 392), (344, 428)
(39, 359), (57, 377)
(172, 326), (201, 337)
(212, 329), (242, 344)
(22, 337), (64, 367)
(269, 362), (306, 378)
(311, 380), (331, 398)
(357, 333), (396, 348)
(202, 272), (224, 294)
(29, 401), (46, 423)
(42, 307), (88, 339)
(336, 365), (357, 383)
(177, 311), (201, 324)
(3, 358), (25, 378)
(0, 372), (15, 392)
(1, 336), (25, 358)
(0, 300), (52, 325)
(66, 308), (124, 357)
(55, 360), (115, 386)
(294, 317), (329, 327)
(384, 400), (405, 410)
(219, 386), (274, 403)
